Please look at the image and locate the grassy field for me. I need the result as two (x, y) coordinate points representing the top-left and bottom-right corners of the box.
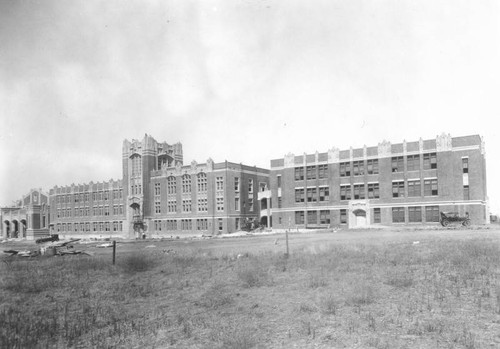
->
(1, 228), (500, 348)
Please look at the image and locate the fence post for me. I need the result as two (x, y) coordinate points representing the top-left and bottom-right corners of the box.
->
(112, 240), (116, 265)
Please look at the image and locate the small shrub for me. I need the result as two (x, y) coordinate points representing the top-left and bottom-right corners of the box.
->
(308, 273), (328, 289)
(200, 283), (234, 309)
(237, 264), (266, 288)
(120, 253), (157, 273)
(347, 283), (375, 306)
(319, 294), (338, 315)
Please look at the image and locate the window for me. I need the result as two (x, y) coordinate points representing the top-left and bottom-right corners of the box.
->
(234, 197), (240, 211)
(367, 159), (379, 175)
(318, 165), (328, 179)
(216, 177), (224, 191)
(197, 198), (207, 212)
(392, 181), (405, 198)
(392, 156), (404, 172)
(392, 207), (405, 223)
(218, 218), (223, 232)
(425, 206), (440, 222)
(234, 177), (240, 191)
(167, 200), (176, 213)
(154, 199), (161, 214)
(248, 198), (254, 211)
(408, 180), (421, 197)
(340, 185), (351, 200)
(408, 206), (422, 222)
(353, 161), (365, 176)
(307, 211), (317, 224)
(367, 183), (380, 199)
(340, 209), (347, 224)
(353, 184), (365, 200)
(373, 208), (381, 223)
(407, 155), (420, 172)
(319, 187), (329, 201)
(423, 153), (437, 170)
(217, 197), (224, 212)
(248, 179), (254, 193)
(295, 167), (304, 181)
(182, 174), (191, 193)
(295, 188), (305, 203)
(462, 158), (469, 173)
(307, 188), (317, 202)
(295, 211), (304, 224)
(277, 175), (282, 188)
(197, 173), (207, 192)
(167, 176), (176, 194)
(320, 210), (330, 224)
(182, 199), (192, 212)
(340, 162), (351, 177)
(306, 166), (316, 180)
(464, 185), (470, 200)
(424, 179), (438, 196)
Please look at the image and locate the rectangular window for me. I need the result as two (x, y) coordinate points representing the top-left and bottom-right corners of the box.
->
(392, 156), (404, 173)
(340, 209), (347, 224)
(407, 155), (420, 172)
(425, 206), (440, 222)
(217, 197), (224, 212)
(353, 161), (365, 176)
(318, 164), (328, 179)
(154, 200), (161, 214)
(234, 177), (240, 191)
(277, 175), (282, 188)
(235, 197), (240, 211)
(367, 159), (379, 175)
(295, 167), (304, 181)
(340, 162), (351, 177)
(248, 179), (254, 193)
(295, 188), (305, 203)
(295, 211), (304, 224)
(462, 158), (469, 173)
(353, 184), (365, 200)
(392, 207), (405, 223)
(320, 210), (330, 224)
(367, 183), (380, 199)
(216, 177), (224, 191)
(392, 181), (405, 198)
(248, 198), (254, 211)
(218, 218), (223, 232)
(197, 174), (207, 192)
(423, 153), (437, 170)
(424, 179), (438, 196)
(182, 199), (191, 212)
(306, 166), (316, 180)
(408, 206), (422, 222)
(182, 175), (192, 193)
(340, 185), (351, 200)
(463, 185), (470, 200)
(373, 208), (381, 223)
(407, 180), (421, 197)
(307, 187), (317, 202)
(307, 211), (317, 224)
(167, 177), (176, 194)
(319, 186), (329, 201)
(197, 198), (207, 212)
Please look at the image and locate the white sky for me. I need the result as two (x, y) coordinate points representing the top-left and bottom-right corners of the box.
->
(1, 0), (499, 213)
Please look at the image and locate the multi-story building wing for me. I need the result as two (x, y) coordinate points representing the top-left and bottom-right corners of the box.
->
(268, 134), (488, 229)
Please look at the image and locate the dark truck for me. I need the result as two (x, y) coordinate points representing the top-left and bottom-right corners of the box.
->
(35, 234), (59, 244)
(440, 212), (471, 227)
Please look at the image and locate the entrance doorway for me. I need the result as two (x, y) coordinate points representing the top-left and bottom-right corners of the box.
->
(353, 209), (367, 228)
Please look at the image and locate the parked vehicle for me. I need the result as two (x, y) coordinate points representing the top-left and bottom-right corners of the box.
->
(440, 212), (471, 227)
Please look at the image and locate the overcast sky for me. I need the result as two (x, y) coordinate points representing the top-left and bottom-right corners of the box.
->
(1, 0), (499, 213)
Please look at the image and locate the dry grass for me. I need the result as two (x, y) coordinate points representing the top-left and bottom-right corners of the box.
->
(2, 232), (500, 348)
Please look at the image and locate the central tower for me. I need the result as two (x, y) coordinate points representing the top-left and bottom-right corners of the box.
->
(122, 134), (183, 237)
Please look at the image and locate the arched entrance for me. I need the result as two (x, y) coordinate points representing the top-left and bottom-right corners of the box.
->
(12, 220), (19, 238)
(130, 203), (144, 238)
(260, 216), (268, 227)
(20, 219), (27, 238)
(353, 209), (367, 228)
(3, 220), (10, 238)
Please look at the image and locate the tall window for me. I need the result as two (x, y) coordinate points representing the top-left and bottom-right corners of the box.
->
(277, 175), (282, 188)
(216, 197), (224, 212)
(234, 177), (240, 191)
(340, 209), (347, 224)
(407, 155), (420, 172)
(373, 208), (381, 223)
(340, 185), (351, 200)
(463, 185), (470, 200)
(248, 179), (253, 193)
(462, 158), (469, 173)
(306, 166), (316, 180)
(182, 199), (192, 212)
(319, 187), (329, 201)
(424, 179), (438, 196)
(318, 165), (328, 179)
(167, 200), (176, 213)
(197, 173), (207, 192)
(391, 156), (404, 172)
(353, 161), (365, 176)
(197, 198), (207, 212)
(340, 162), (351, 177)
(295, 167), (304, 181)
(235, 197), (240, 211)
(295, 211), (304, 224)
(392, 207), (405, 223)
(307, 211), (317, 224)
(425, 206), (440, 222)
(154, 183), (161, 195)
(131, 154), (142, 177)
(307, 188), (317, 202)
(408, 206), (422, 222)
(182, 174), (191, 193)
(167, 176), (176, 194)
(320, 210), (330, 224)
(278, 197), (282, 208)
(367, 183), (380, 199)
(248, 198), (254, 211)
(407, 180), (421, 197)
(392, 181), (405, 198)
(353, 184), (365, 199)
(423, 153), (437, 170)
(216, 177), (224, 191)
(367, 159), (379, 175)
(295, 188), (305, 203)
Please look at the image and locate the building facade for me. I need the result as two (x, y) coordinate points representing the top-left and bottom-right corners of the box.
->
(267, 134), (488, 229)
